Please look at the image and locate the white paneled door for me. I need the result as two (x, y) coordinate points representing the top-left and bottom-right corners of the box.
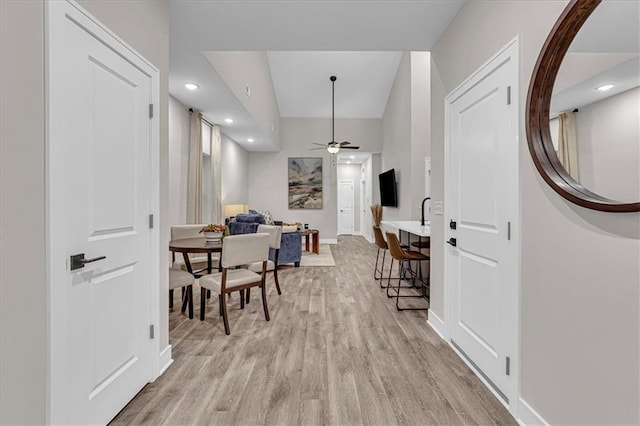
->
(47, 2), (159, 424)
(338, 179), (355, 235)
(445, 40), (519, 406)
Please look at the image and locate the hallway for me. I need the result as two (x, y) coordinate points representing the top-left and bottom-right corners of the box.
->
(112, 236), (515, 425)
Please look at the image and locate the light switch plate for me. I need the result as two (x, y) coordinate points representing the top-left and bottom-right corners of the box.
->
(434, 201), (444, 215)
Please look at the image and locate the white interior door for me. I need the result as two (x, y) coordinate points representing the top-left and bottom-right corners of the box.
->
(338, 179), (355, 235)
(445, 40), (519, 405)
(48, 2), (158, 424)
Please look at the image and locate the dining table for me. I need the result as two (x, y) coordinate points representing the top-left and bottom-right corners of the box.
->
(169, 237), (223, 314)
(169, 237), (222, 276)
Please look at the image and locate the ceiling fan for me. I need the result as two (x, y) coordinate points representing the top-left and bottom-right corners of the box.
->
(310, 75), (360, 154)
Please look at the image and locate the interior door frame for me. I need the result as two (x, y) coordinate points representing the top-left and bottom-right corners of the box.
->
(337, 179), (355, 235)
(443, 36), (521, 417)
(45, 0), (161, 421)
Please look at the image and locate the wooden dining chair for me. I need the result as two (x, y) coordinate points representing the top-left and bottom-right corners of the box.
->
(244, 225), (282, 304)
(385, 231), (430, 311)
(198, 233), (271, 335)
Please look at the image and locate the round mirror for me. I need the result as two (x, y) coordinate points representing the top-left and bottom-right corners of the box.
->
(526, 0), (640, 212)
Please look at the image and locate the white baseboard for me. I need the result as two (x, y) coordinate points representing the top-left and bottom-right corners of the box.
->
(427, 310), (447, 340)
(320, 238), (337, 244)
(517, 397), (548, 426)
(157, 344), (173, 378)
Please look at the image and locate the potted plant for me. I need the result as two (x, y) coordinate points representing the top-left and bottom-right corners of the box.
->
(200, 224), (228, 242)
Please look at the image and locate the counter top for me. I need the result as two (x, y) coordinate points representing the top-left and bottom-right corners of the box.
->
(380, 220), (431, 237)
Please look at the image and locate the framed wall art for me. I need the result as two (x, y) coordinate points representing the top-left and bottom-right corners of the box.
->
(288, 157), (323, 209)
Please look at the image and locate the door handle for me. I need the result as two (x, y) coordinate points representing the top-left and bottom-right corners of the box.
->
(70, 253), (107, 271)
(446, 237), (457, 247)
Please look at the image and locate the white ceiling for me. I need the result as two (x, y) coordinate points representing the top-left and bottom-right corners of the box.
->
(169, 0), (465, 151)
(551, 0), (639, 116)
(268, 52), (403, 118)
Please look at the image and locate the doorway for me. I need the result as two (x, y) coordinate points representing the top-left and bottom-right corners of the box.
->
(444, 38), (520, 409)
(47, 2), (160, 424)
(337, 179), (355, 235)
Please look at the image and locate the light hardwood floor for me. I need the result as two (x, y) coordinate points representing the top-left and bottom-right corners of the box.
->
(112, 236), (516, 425)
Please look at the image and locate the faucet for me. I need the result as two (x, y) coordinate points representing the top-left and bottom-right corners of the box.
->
(421, 197), (431, 226)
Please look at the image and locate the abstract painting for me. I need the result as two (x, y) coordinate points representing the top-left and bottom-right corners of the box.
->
(288, 157), (323, 209)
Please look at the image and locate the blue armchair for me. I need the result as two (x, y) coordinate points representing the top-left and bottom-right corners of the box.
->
(228, 214), (302, 267)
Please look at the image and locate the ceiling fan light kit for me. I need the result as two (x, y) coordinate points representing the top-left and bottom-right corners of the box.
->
(309, 75), (360, 154)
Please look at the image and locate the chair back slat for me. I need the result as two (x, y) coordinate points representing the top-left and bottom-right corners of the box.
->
(171, 224), (205, 240)
(385, 232), (406, 260)
(373, 226), (388, 249)
(257, 224), (282, 249)
(221, 233), (270, 268)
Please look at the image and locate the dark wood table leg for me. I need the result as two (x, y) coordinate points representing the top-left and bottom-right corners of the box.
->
(312, 231), (319, 254)
(305, 234), (310, 252)
(181, 253), (193, 313)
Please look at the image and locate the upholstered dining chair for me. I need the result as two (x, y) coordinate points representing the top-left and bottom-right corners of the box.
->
(169, 267), (196, 319)
(385, 231), (430, 311)
(244, 224), (282, 304)
(170, 224), (216, 274)
(198, 233), (271, 335)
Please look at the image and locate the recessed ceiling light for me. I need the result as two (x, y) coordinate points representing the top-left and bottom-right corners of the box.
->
(224, 118), (234, 124)
(596, 84), (614, 91)
(350, 155), (355, 159)
(346, 161), (351, 164)
(247, 138), (254, 143)
(184, 82), (199, 90)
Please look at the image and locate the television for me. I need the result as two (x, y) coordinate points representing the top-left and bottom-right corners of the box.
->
(379, 169), (398, 207)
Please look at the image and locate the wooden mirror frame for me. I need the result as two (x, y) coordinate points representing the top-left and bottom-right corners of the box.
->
(526, 0), (640, 212)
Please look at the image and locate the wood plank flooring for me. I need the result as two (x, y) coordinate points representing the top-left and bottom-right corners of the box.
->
(111, 236), (516, 425)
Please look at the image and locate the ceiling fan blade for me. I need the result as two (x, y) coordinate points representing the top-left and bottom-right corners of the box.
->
(341, 146), (360, 149)
(309, 147), (326, 150)
(312, 143), (328, 146)
(339, 141), (351, 145)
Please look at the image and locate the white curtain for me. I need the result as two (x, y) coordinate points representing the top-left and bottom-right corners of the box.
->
(187, 110), (202, 224)
(557, 111), (579, 180)
(211, 125), (223, 224)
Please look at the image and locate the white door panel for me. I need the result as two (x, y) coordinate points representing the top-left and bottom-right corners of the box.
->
(338, 179), (355, 235)
(446, 40), (519, 405)
(48, 2), (155, 424)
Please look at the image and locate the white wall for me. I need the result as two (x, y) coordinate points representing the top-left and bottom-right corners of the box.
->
(432, 1), (640, 424)
(428, 55), (446, 320)
(575, 86), (640, 202)
(410, 52), (431, 220)
(205, 51), (281, 149)
(0, 1), (46, 423)
(337, 164), (362, 233)
(381, 51), (431, 222)
(168, 96), (190, 225)
(248, 118), (382, 242)
(221, 134), (250, 205)
(0, 1), (170, 423)
(382, 52), (412, 220)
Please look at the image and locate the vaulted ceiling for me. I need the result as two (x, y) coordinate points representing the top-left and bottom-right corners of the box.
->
(169, 0), (464, 151)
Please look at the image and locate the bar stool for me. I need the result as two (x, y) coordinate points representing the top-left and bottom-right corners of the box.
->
(385, 231), (430, 311)
(373, 226), (388, 284)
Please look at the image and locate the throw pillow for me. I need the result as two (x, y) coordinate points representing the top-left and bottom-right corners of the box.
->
(260, 210), (275, 225)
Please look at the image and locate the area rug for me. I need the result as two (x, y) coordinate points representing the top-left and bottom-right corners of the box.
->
(299, 244), (335, 267)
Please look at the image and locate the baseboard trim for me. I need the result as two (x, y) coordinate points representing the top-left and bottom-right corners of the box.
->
(517, 397), (548, 426)
(320, 238), (337, 244)
(157, 345), (173, 379)
(426, 310), (447, 340)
